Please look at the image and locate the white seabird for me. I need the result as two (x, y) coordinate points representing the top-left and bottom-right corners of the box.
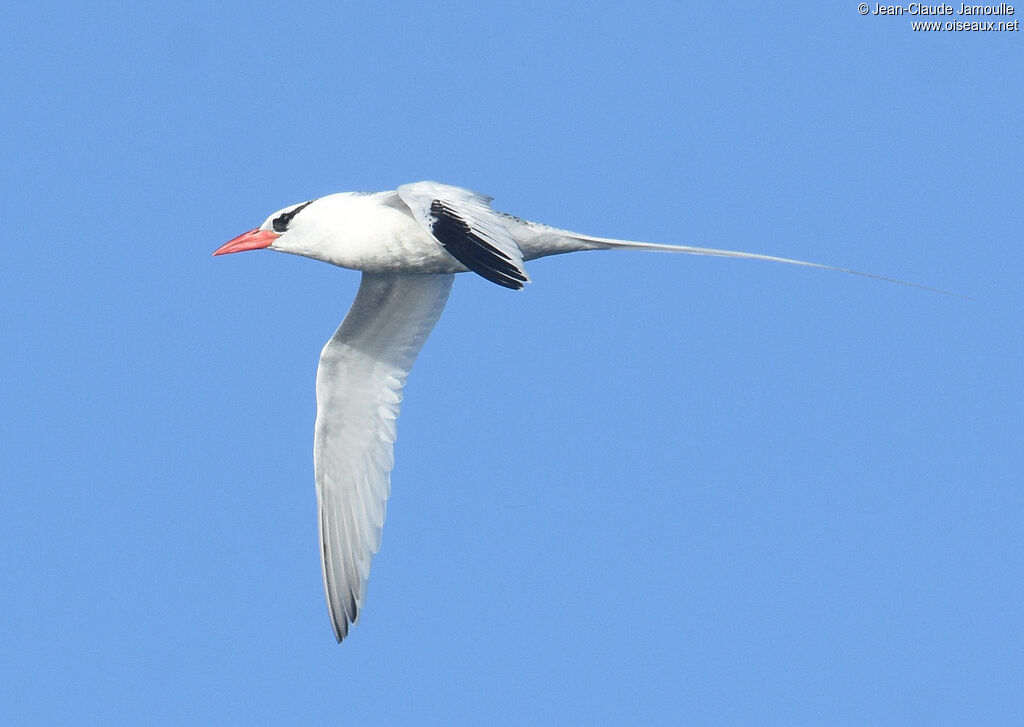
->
(214, 180), (948, 642)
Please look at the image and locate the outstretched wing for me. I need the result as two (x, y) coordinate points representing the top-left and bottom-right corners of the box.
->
(397, 181), (529, 290)
(314, 272), (454, 642)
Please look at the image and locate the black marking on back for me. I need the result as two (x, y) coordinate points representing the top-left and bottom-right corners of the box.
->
(272, 200), (313, 233)
(429, 200), (526, 290)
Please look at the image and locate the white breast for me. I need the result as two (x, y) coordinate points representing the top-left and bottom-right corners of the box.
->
(298, 192), (465, 274)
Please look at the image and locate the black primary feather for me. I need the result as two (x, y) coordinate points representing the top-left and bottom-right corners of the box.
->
(428, 200), (527, 290)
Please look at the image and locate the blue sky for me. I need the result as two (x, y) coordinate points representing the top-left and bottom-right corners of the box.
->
(1, 2), (1021, 724)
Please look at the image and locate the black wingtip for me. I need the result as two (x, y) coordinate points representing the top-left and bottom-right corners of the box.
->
(429, 200), (528, 290)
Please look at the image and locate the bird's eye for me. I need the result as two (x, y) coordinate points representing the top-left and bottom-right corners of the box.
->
(272, 200), (313, 233)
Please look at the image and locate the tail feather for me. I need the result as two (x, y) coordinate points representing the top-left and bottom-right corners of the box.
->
(575, 234), (966, 299)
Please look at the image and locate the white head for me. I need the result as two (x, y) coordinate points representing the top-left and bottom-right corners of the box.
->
(214, 192), (403, 271)
(213, 198), (318, 257)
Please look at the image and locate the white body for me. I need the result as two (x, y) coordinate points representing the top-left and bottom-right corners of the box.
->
(270, 189), (600, 275)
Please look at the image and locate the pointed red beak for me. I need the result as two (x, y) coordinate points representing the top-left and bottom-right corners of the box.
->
(213, 228), (280, 256)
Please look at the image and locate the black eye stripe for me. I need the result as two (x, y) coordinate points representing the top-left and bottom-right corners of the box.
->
(272, 200), (313, 233)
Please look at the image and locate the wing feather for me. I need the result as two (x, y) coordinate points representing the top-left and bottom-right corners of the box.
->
(314, 272), (454, 642)
(396, 181), (530, 289)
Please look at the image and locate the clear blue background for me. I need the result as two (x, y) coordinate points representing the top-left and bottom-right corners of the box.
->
(2, 2), (1020, 724)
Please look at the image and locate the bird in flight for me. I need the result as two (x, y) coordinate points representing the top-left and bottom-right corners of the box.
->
(214, 181), (946, 643)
